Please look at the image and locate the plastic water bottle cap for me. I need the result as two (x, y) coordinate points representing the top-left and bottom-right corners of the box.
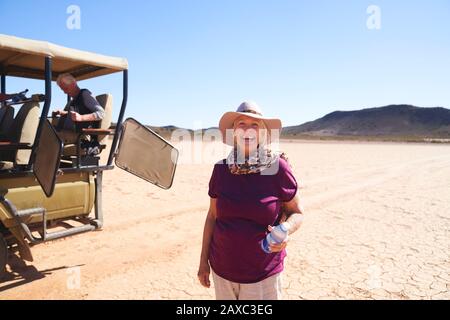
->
(279, 223), (289, 233)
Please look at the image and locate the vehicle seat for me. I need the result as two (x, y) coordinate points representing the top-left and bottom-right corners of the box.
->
(0, 101), (40, 170)
(63, 93), (113, 156)
(0, 105), (14, 136)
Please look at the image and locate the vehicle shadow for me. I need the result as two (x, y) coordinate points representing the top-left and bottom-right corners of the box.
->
(0, 253), (84, 292)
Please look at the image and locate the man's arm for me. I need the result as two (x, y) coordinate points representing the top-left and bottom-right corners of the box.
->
(70, 91), (105, 122)
(81, 90), (105, 121)
(52, 99), (71, 117)
(52, 110), (68, 117)
(70, 112), (100, 122)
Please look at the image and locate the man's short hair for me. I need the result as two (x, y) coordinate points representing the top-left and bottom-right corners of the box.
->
(57, 73), (77, 86)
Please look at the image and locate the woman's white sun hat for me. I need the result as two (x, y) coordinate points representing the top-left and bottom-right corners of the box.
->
(219, 101), (282, 146)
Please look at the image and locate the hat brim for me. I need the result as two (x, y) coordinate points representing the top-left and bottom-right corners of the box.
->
(219, 111), (282, 145)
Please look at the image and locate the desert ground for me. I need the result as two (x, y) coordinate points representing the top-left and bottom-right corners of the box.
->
(1, 140), (449, 299)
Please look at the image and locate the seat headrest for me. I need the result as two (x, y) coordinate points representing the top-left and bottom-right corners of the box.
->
(95, 94), (113, 140)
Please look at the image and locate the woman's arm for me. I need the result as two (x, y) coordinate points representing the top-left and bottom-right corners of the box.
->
(269, 194), (304, 253)
(198, 197), (217, 288)
(282, 194), (305, 234)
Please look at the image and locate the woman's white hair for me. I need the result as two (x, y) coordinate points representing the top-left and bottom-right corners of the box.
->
(57, 73), (76, 86)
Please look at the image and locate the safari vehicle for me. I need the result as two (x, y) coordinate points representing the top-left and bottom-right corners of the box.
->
(0, 34), (178, 279)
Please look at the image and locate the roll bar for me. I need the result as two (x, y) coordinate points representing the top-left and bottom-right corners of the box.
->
(107, 69), (128, 166)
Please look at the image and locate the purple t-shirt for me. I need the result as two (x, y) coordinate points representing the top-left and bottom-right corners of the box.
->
(208, 157), (298, 283)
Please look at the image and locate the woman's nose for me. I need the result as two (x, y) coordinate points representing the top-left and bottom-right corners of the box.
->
(243, 128), (257, 135)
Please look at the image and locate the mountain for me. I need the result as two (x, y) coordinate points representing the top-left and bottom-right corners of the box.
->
(112, 105), (450, 142)
(282, 105), (450, 139)
(147, 125), (191, 139)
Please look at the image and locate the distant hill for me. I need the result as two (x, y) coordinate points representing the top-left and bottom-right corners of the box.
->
(282, 105), (450, 140)
(147, 125), (191, 139)
(112, 105), (450, 143)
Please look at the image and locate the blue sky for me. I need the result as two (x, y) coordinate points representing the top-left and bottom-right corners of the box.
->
(1, 0), (449, 128)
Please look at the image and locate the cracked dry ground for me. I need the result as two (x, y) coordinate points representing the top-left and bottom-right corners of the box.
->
(1, 141), (449, 299)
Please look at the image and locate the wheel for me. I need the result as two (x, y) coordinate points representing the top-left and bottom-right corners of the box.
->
(0, 233), (7, 280)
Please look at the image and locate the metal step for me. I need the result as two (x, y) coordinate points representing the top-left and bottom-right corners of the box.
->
(44, 224), (96, 241)
(17, 207), (45, 218)
(1, 196), (99, 244)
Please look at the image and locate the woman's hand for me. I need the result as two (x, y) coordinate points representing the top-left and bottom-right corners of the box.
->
(267, 225), (289, 253)
(269, 239), (288, 252)
(197, 261), (211, 288)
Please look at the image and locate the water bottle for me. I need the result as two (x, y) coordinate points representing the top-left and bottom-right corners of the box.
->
(261, 222), (290, 253)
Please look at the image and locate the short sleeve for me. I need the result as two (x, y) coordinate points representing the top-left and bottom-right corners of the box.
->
(208, 162), (221, 198)
(277, 158), (298, 202)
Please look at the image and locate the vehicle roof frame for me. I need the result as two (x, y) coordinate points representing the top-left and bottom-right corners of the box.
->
(0, 34), (128, 80)
(0, 58), (128, 173)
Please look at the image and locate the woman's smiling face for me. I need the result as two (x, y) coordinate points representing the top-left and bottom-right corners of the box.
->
(233, 115), (266, 154)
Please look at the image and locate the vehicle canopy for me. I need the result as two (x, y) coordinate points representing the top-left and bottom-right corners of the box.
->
(0, 34), (128, 80)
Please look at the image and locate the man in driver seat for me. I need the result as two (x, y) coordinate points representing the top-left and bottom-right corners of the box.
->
(53, 73), (105, 144)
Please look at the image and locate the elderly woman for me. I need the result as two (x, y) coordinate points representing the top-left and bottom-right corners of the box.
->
(198, 101), (305, 300)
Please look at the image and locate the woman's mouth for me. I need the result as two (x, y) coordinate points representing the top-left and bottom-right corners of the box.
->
(243, 137), (256, 142)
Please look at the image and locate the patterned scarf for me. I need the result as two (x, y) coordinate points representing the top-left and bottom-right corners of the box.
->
(226, 144), (288, 175)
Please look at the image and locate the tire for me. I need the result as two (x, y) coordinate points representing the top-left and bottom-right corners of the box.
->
(0, 233), (7, 280)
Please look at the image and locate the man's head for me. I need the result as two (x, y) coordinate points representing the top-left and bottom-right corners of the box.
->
(56, 73), (79, 97)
